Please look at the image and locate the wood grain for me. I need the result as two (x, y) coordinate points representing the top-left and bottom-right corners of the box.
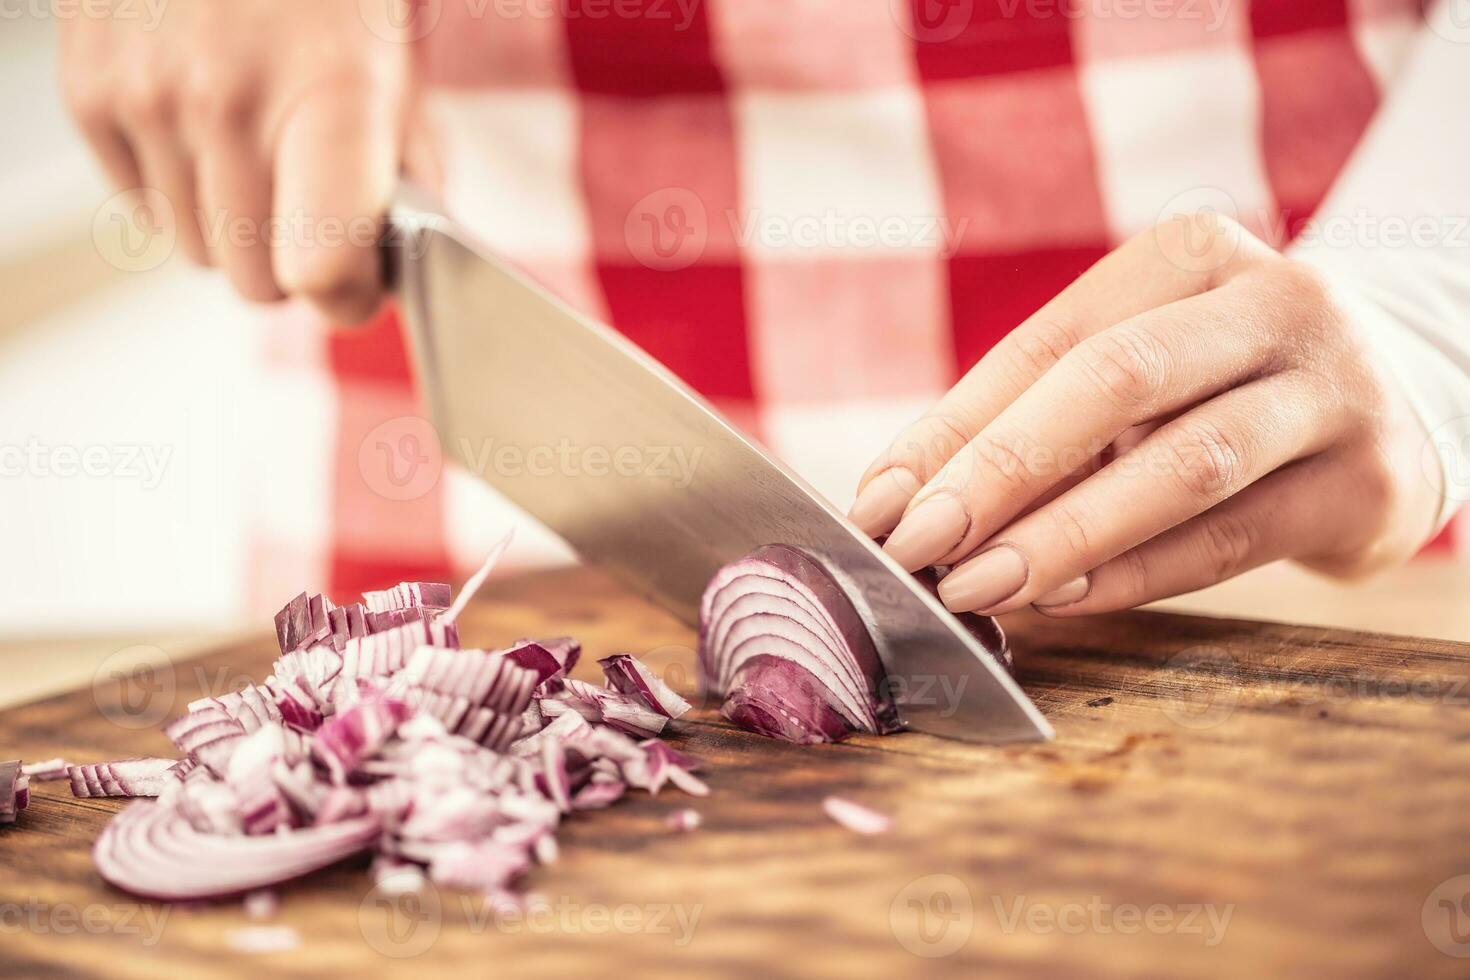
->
(2, 566), (1468, 979)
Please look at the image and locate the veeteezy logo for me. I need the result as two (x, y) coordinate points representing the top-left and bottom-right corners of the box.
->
(0, 439), (173, 489)
(990, 895), (1234, 946)
(0, 900), (171, 945)
(359, 873), (702, 959)
(458, 437), (704, 490)
(0, 0), (170, 29)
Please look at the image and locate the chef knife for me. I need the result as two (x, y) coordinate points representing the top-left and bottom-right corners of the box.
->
(386, 186), (1052, 744)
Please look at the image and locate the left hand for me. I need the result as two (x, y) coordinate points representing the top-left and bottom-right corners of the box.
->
(848, 211), (1443, 617)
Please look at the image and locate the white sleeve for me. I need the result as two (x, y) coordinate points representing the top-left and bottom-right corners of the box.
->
(1287, 0), (1470, 532)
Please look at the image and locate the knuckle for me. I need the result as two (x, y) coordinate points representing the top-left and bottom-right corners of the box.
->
(887, 413), (973, 480)
(1046, 504), (1096, 560)
(1196, 510), (1258, 582)
(1352, 446), (1399, 522)
(955, 430), (1040, 498)
(1009, 317), (1082, 381)
(1115, 547), (1153, 600)
(1272, 260), (1334, 313)
(1073, 328), (1170, 412)
(183, 68), (255, 131)
(1154, 208), (1245, 266)
(118, 80), (172, 128)
(61, 77), (109, 129)
(1166, 419), (1245, 499)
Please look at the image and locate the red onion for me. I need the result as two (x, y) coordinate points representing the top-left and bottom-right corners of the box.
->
(93, 801), (381, 901)
(666, 808), (702, 832)
(599, 654), (692, 719)
(23, 758), (72, 782)
(698, 545), (901, 743)
(70, 534), (710, 903)
(68, 758), (178, 799)
(1, 760), (21, 825)
(699, 547), (1014, 743)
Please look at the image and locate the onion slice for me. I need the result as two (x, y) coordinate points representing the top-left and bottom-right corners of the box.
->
(93, 801), (380, 900)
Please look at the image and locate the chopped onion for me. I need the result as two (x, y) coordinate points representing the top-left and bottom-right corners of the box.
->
(666, 808), (702, 832)
(599, 654), (692, 719)
(71, 538), (709, 903)
(2, 761), (23, 824)
(23, 758), (72, 782)
(821, 795), (891, 835)
(244, 890), (279, 920)
(68, 758), (178, 799)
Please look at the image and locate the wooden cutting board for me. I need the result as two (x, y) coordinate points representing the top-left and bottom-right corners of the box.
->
(3, 566), (1469, 979)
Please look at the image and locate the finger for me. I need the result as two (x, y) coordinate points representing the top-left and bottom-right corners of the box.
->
(271, 86), (398, 325)
(73, 111), (144, 194)
(1033, 457), (1347, 615)
(197, 133), (283, 302)
(849, 213), (1261, 535)
(883, 281), (1281, 572)
(935, 373), (1340, 615)
(128, 127), (209, 265)
(61, 51), (143, 193)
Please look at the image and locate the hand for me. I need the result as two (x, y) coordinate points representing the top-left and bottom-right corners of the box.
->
(60, 0), (411, 323)
(849, 212), (1442, 617)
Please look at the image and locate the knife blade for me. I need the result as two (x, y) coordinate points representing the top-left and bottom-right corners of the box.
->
(387, 187), (1052, 744)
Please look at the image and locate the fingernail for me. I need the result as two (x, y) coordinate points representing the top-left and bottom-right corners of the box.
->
(848, 468), (920, 536)
(1034, 574), (1090, 609)
(883, 493), (970, 571)
(938, 545), (1030, 613)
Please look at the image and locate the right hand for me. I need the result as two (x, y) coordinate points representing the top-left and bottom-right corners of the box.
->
(60, 0), (412, 323)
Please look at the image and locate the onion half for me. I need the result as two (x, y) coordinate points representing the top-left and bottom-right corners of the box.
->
(699, 545), (900, 743)
(698, 545), (1011, 743)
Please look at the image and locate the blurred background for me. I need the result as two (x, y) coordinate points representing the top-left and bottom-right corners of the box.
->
(1, 9), (1467, 708)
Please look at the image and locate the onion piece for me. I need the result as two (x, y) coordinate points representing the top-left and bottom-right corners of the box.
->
(2, 762), (21, 823)
(598, 654), (692, 719)
(93, 801), (380, 900)
(821, 795), (891, 835)
(666, 808), (702, 832)
(312, 698), (412, 784)
(68, 758), (179, 799)
(442, 530), (513, 625)
(363, 582), (452, 615)
(23, 758), (72, 782)
(550, 680), (668, 738)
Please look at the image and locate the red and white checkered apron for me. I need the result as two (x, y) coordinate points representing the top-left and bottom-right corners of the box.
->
(248, 0), (1453, 612)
